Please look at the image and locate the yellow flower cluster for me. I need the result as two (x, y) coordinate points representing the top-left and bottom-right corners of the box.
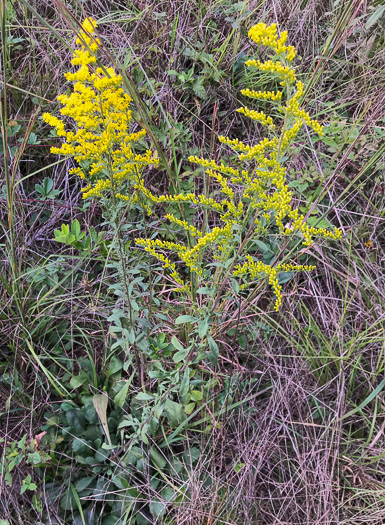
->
(43, 17), (158, 202)
(276, 263), (316, 272)
(72, 17), (100, 66)
(246, 59), (296, 86)
(236, 107), (275, 127)
(248, 22), (297, 62)
(136, 222), (232, 286)
(133, 22), (340, 305)
(233, 255), (283, 310)
(135, 239), (187, 290)
(240, 89), (283, 101)
(165, 214), (203, 238)
(233, 257), (317, 311)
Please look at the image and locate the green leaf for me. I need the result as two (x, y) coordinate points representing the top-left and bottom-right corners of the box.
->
(127, 327), (136, 344)
(277, 272), (294, 285)
(198, 317), (209, 339)
(83, 403), (98, 424)
(192, 79), (206, 99)
(196, 287), (215, 296)
(42, 177), (53, 193)
(175, 315), (199, 324)
(106, 355), (123, 378)
(113, 373), (134, 407)
(27, 451), (44, 465)
(60, 489), (77, 511)
(150, 501), (166, 519)
(173, 348), (189, 363)
(184, 402), (196, 415)
(207, 335), (219, 365)
(307, 216), (330, 229)
(164, 399), (186, 427)
(61, 224), (70, 235)
(71, 219), (80, 238)
(20, 475), (32, 495)
(75, 477), (95, 492)
(66, 409), (86, 433)
(254, 240), (268, 252)
(141, 424), (149, 445)
(135, 392), (154, 401)
(18, 434), (27, 451)
(27, 132), (40, 145)
(179, 367), (190, 402)
(95, 447), (111, 461)
(150, 446), (166, 470)
(234, 461), (245, 473)
(72, 438), (90, 455)
(70, 371), (90, 389)
(171, 335), (185, 351)
(161, 485), (175, 501)
(365, 4), (385, 29)
(239, 333), (247, 350)
(230, 278), (239, 295)
(191, 390), (202, 402)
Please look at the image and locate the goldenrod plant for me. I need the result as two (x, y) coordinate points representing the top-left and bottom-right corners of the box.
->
(43, 18), (158, 207)
(135, 22), (342, 310)
(44, 20), (341, 313)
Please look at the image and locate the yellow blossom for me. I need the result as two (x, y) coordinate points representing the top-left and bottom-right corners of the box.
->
(43, 17), (158, 203)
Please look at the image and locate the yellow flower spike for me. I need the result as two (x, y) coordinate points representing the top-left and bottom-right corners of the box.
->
(44, 17), (157, 205)
(248, 22), (297, 62)
(241, 88), (283, 101)
(236, 107), (275, 127)
(245, 59), (296, 84)
(165, 214), (203, 238)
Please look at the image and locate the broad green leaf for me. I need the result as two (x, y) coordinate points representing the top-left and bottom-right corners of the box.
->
(75, 477), (95, 492)
(198, 317), (209, 339)
(150, 446), (166, 470)
(135, 392), (154, 401)
(27, 451), (44, 465)
(150, 501), (166, 519)
(164, 398), (187, 427)
(70, 371), (90, 389)
(277, 272), (294, 285)
(114, 373), (134, 407)
(175, 315), (199, 324)
(173, 348), (189, 363)
(184, 402), (196, 415)
(106, 355), (123, 377)
(207, 335), (219, 365)
(72, 438), (90, 455)
(191, 390), (202, 402)
(171, 335), (184, 351)
(254, 240), (268, 252)
(196, 287), (215, 296)
(71, 219), (80, 238)
(239, 333), (247, 349)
